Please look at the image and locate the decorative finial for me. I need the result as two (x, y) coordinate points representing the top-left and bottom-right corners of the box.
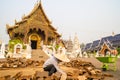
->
(74, 33), (78, 40)
(69, 35), (71, 41)
(39, 0), (41, 3)
(75, 32), (77, 36)
(36, 0), (38, 4)
(112, 31), (115, 36)
(0, 40), (2, 44)
(60, 33), (62, 37)
(56, 27), (58, 30)
(15, 19), (17, 24)
(6, 24), (9, 28)
(37, 0), (41, 5)
(22, 14), (25, 20)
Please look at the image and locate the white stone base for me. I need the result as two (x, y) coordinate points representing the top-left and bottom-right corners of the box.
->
(0, 53), (5, 58)
(25, 54), (31, 59)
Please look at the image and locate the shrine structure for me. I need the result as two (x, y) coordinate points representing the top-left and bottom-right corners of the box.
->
(6, 1), (61, 49)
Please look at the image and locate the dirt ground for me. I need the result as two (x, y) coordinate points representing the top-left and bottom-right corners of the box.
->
(0, 58), (120, 80)
(0, 67), (43, 77)
(79, 58), (120, 80)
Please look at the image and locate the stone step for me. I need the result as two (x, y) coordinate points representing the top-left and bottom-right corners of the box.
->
(31, 49), (49, 61)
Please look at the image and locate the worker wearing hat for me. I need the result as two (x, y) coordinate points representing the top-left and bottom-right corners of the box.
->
(43, 52), (70, 80)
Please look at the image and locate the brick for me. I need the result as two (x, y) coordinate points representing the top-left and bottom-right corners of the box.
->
(18, 75), (32, 80)
(4, 75), (12, 80)
(67, 76), (79, 80)
(78, 75), (87, 80)
(12, 72), (22, 80)
(0, 77), (5, 80)
(103, 73), (113, 77)
(67, 72), (73, 76)
(37, 77), (44, 80)
(35, 71), (49, 78)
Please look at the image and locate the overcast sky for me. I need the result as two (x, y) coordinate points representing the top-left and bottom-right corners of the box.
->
(0, 0), (120, 44)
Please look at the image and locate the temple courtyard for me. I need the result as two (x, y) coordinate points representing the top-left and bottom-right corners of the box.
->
(0, 57), (120, 80)
(0, 1), (120, 80)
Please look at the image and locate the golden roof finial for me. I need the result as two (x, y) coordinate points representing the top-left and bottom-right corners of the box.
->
(75, 32), (77, 36)
(22, 14), (25, 20)
(15, 19), (17, 24)
(112, 31), (115, 36)
(6, 24), (10, 28)
(39, 0), (41, 3)
(36, 0), (41, 5)
(37, 0), (39, 5)
(69, 35), (72, 41)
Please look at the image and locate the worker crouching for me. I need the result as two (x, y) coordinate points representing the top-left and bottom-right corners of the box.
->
(43, 52), (70, 80)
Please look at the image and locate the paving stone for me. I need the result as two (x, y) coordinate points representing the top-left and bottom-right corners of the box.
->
(18, 75), (32, 80)
(35, 71), (49, 78)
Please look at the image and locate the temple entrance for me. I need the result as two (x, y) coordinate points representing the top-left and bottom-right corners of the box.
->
(31, 40), (37, 49)
(29, 33), (42, 49)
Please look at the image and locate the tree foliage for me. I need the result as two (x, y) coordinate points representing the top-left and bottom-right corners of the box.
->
(117, 47), (120, 55)
(8, 39), (23, 52)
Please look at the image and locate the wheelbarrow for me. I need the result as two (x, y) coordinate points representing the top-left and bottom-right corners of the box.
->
(96, 57), (117, 71)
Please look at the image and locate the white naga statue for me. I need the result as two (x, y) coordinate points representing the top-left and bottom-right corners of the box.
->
(24, 44), (32, 59)
(0, 42), (5, 58)
(41, 40), (67, 57)
(41, 41), (56, 57)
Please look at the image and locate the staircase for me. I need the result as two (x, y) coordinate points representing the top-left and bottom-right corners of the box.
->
(31, 49), (49, 61)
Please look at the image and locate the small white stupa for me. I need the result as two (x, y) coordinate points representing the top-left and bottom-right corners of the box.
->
(71, 33), (82, 58)
(65, 36), (73, 58)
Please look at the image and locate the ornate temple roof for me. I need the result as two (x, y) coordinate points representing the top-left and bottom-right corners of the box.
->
(84, 33), (120, 52)
(83, 43), (92, 51)
(23, 1), (51, 24)
(6, 1), (60, 37)
(90, 40), (100, 51)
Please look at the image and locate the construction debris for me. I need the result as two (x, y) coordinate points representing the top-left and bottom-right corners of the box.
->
(63, 59), (113, 80)
(0, 58), (44, 68)
(0, 58), (113, 80)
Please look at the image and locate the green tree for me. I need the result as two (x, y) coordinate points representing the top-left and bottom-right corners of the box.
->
(8, 39), (23, 52)
(117, 47), (120, 55)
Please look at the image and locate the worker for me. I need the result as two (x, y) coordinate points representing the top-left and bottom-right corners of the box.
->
(43, 52), (70, 80)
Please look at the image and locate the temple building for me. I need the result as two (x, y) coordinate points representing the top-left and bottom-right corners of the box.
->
(83, 33), (120, 54)
(6, 1), (61, 49)
(99, 42), (118, 56)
